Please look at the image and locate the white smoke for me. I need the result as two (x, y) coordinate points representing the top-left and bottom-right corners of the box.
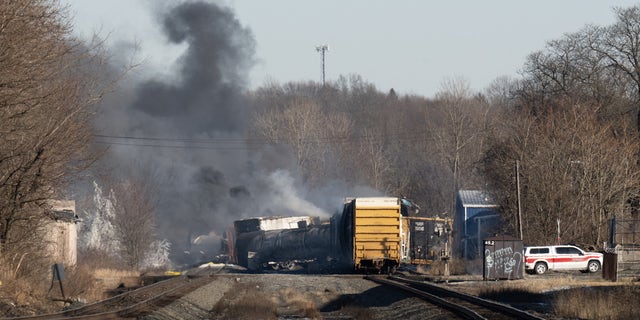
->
(257, 170), (329, 218)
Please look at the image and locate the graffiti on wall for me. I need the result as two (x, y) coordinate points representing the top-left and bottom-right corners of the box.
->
(484, 245), (522, 279)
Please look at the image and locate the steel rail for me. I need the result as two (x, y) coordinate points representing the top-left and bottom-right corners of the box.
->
(365, 275), (487, 320)
(2, 267), (218, 320)
(385, 275), (545, 320)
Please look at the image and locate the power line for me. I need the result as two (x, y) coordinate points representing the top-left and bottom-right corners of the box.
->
(98, 130), (437, 143)
(93, 140), (261, 151)
(92, 127), (446, 151)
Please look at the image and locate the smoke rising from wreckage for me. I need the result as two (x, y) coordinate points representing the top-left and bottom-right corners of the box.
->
(87, 1), (449, 271)
(90, 1), (351, 266)
(221, 197), (452, 273)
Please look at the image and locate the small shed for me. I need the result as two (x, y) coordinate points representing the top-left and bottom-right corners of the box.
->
(45, 200), (79, 267)
(483, 235), (523, 280)
(454, 190), (500, 259)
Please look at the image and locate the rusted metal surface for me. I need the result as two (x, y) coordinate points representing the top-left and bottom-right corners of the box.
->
(602, 252), (618, 281)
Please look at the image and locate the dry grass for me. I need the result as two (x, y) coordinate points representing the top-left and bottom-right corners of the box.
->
(472, 276), (640, 319)
(212, 281), (279, 319)
(0, 255), (58, 315)
(91, 268), (139, 279)
(553, 285), (640, 320)
(65, 266), (139, 302)
(0, 252), (142, 317)
(477, 276), (630, 295)
(275, 287), (322, 319)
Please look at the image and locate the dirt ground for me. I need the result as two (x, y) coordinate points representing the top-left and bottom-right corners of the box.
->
(3, 267), (636, 319)
(142, 269), (640, 320)
(142, 273), (455, 320)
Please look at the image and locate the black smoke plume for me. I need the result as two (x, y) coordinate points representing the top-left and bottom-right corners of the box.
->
(91, 1), (337, 266)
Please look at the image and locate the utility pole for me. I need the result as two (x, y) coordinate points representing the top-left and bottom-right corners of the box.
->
(516, 160), (523, 240)
(315, 44), (329, 85)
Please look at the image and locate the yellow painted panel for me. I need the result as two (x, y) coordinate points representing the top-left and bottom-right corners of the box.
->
(356, 209), (400, 217)
(353, 204), (402, 268)
(358, 254), (399, 260)
(355, 217), (399, 225)
(356, 251), (400, 259)
(354, 235), (398, 240)
(360, 249), (399, 253)
(355, 240), (400, 245)
(356, 207), (399, 212)
(355, 215), (398, 221)
(355, 244), (399, 250)
(356, 247), (399, 253)
(354, 239), (398, 244)
(355, 226), (399, 233)
(355, 210), (400, 218)
(354, 236), (399, 240)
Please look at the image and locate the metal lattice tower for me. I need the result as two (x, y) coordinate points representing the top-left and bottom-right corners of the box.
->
(315, 44), (329, 85)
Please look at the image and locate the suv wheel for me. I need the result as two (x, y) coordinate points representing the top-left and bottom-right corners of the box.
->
(534, 262), (547, 275)
(587, 260), (601, 273)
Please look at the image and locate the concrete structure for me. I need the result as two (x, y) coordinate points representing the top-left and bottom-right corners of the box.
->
(45, 200), (79, 266)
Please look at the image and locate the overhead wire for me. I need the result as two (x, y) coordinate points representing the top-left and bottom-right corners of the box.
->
(93, 129), (440, 151)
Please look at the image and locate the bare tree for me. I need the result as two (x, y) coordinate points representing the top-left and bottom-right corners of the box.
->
(0, 0), (106, 259)
(252, 92), (351, 186)
(110, 178), (157, 269)
(483, 101), (640, 246)
(250, 78), (462, 213)
(593, 5), (640, 130)
(519, 23), (633, 127)
(432, 77), (492, 213)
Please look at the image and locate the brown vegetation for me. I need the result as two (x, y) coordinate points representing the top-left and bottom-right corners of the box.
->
(468, 277), (640, 319)
(5, 0), (640, 317)
(0, 0), (103, 255)
(212, 281), (279, 319)
(553, 285), (640, 319)
(0, 0), (123, 314)
(108, 176), (158, 269)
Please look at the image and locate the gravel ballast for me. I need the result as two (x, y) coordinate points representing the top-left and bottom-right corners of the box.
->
(142, 273), (453, 319)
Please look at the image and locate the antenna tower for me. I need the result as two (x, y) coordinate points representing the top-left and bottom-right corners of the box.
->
(315, 44), (329, 85)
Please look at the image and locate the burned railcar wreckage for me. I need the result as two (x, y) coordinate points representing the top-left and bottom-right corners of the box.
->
(233, 219), (337, 271)
(225, 197), (452, 273)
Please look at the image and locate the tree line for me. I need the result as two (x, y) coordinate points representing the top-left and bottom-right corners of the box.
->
(249, 6), (640, 249)
(2, 0), (640, 291)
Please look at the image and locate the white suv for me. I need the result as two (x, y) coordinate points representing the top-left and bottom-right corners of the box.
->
(524, 245), (603, 275)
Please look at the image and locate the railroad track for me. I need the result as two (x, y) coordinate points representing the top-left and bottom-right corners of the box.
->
(365, 275), (546, 320)
(2, 267), (219, 320)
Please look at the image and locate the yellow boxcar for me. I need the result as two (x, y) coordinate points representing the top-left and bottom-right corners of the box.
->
(352, 197), (405, 272)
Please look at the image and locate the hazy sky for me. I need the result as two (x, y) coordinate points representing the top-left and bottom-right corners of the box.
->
(64, 0), (639, 97)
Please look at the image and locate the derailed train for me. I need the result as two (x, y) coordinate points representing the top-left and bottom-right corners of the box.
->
(226, 197), (451, 272)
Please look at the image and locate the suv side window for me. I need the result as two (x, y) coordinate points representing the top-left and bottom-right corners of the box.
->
(556, 247), (581, 254)
(529, 248), (549, 254)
